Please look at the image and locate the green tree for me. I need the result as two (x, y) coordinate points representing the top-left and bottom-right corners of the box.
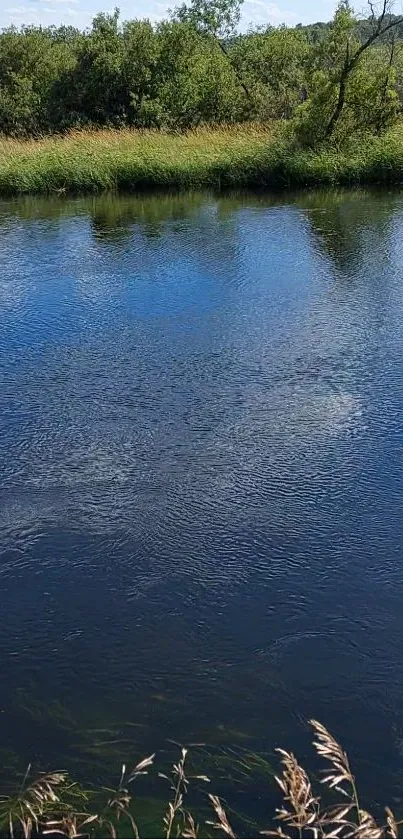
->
(296, 0), (403, 143)
(144, 20), (242, 127)
(0, 25), (80, 134)
(55, 9), (125, 128)
(347, 38), (400, 133)
(230, 26), (309, 119)
(171, 0), (252, 105)
(1, 0), (403, 138)
(121, 20), (160, 126)
(172, 0), (242, 38)
(0, 72), (39, 135)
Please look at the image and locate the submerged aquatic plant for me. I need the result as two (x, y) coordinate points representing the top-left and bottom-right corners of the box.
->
(0, 721), (401, 838)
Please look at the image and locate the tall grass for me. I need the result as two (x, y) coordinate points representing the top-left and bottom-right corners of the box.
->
(1, 722), (401, 838)
(0, 125), (273, 195)
(1, 124), (403, 195)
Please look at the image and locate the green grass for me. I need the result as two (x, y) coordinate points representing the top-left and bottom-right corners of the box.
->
(1, 123), (403, 195)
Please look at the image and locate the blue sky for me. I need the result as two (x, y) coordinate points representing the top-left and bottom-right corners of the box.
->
(1, 0), (338, 32)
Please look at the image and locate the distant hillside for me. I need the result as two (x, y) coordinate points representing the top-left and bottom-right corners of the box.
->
(296, 14), (403, 43)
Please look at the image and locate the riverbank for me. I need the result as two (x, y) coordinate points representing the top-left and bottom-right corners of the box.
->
(1, 124), (403, 195)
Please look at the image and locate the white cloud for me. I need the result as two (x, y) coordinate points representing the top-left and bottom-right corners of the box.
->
(39, 4), (76, 12)
(242, 0), (299, 27)
(129, 0), (300, 28)
(2, 0), (96, 27)
(38, 0), (79, 5)
(2, 0), (318, 30)
(5, 6), (30, 14)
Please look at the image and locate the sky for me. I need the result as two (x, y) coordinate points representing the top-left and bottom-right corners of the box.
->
(1, 0), (339, 33)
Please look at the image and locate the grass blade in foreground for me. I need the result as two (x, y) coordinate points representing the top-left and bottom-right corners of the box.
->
(0, 722), (402, 837)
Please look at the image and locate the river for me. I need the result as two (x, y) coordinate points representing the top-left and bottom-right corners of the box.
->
(1, 189), (403, 830)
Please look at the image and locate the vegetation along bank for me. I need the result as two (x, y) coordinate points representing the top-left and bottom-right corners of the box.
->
(1, 0), (403, 192)
(1, 721), (402, 837)
(3, 125), (403, 195)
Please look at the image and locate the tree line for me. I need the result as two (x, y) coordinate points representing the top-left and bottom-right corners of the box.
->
(0, 0), (402, 142)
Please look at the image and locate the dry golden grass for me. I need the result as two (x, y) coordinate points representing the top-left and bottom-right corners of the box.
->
(262, 721), (399, 839)
(1, 721), (401, 838)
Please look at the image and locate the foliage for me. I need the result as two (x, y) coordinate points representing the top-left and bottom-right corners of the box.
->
(0, 722), (402, 837)
(145, 21), (244, 129)
(121, 20), (160, 127)
(172, 0), (242, 39)
(229, 27), (308, 120)
(294, 1), (358, 144)
(301, 13), (403, 46)
(347, 46), (399, 133)
(0, 0), (402, 139)
(295, 0), (403, 145)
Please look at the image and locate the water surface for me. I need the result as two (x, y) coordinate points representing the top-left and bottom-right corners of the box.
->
(1, 189), (403, 824)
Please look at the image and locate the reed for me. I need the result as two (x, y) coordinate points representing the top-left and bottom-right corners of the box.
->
(1, 124), (403, 196)
(0, 721), (401, 838)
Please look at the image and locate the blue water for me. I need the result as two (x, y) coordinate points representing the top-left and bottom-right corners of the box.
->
(1, 190), (403, 824)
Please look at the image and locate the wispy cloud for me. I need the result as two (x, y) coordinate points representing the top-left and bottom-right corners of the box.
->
(3, 0), (95, 26)
(40, 5), (77, 13)
(1, 0), (331, 31)
(242, 0), (299, 27)
(38, 0), (79, 5)
(5, 5), (32, 15)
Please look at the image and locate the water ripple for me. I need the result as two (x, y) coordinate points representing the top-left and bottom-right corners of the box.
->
(1, 191), (403, 808)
